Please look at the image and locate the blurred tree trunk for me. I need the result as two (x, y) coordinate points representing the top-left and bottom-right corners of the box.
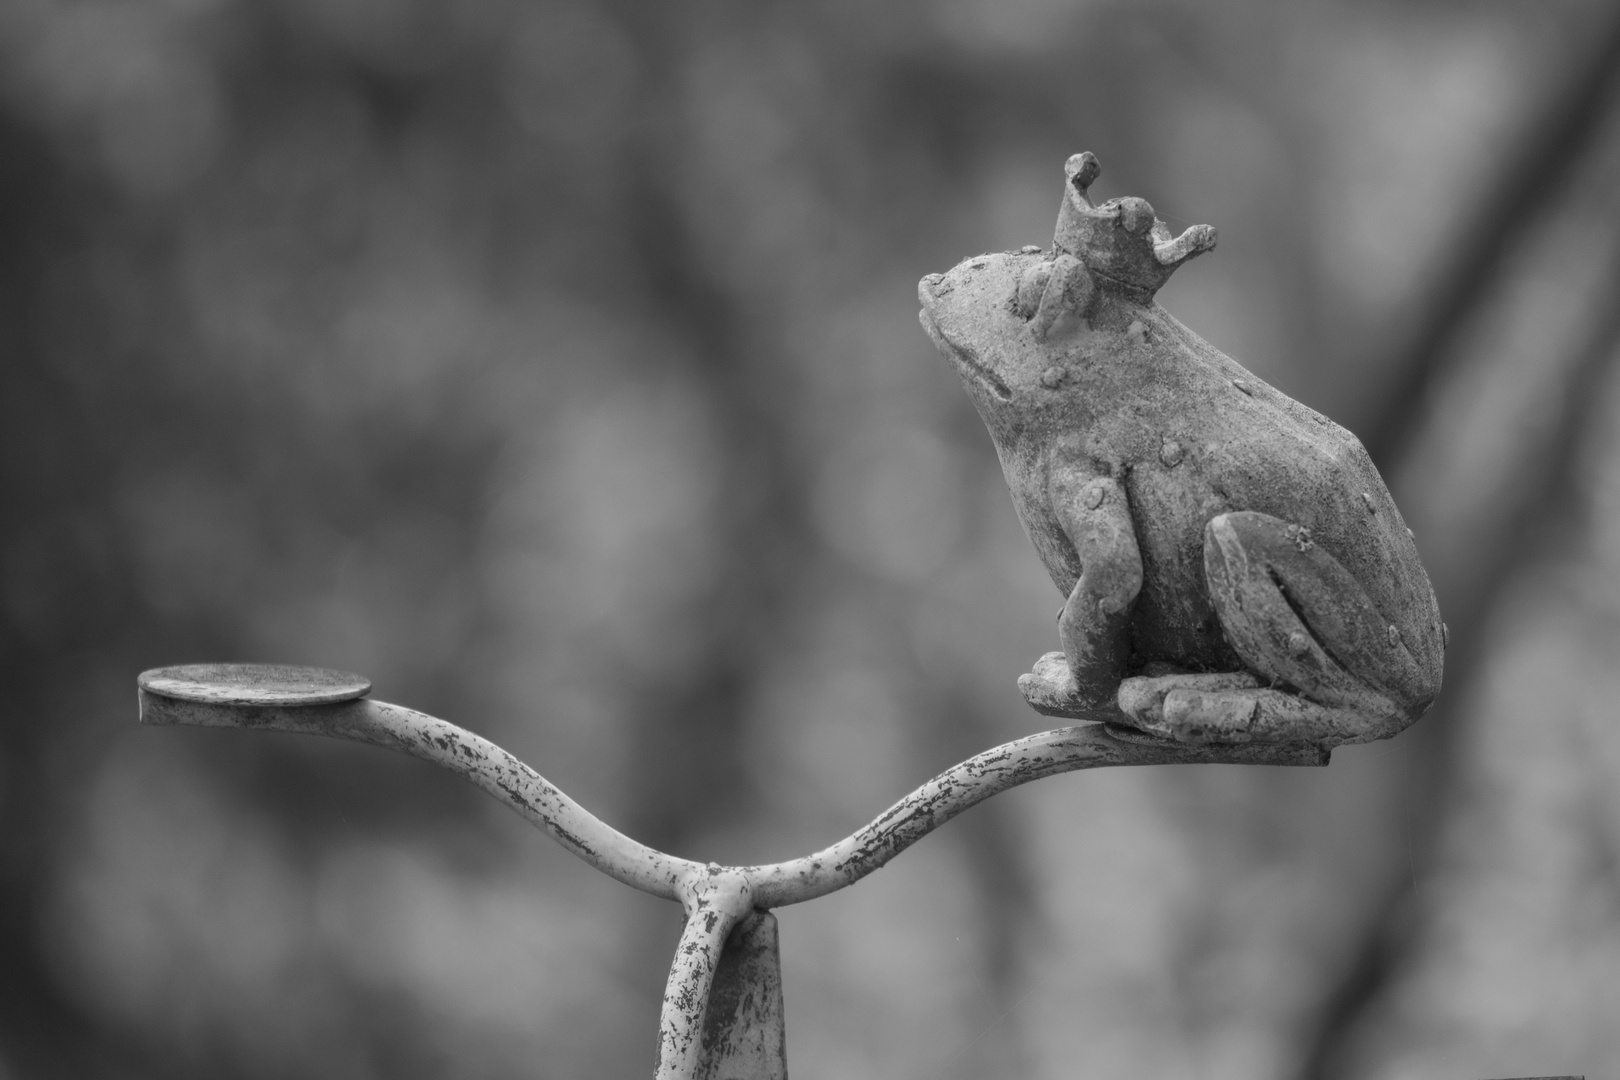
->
(1303, 7), (1620, 1073)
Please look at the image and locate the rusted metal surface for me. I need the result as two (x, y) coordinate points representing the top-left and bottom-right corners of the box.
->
(744, 722), (1326, 908)
(139, 684), (702, 902)
(695, 912), (786, 1080)
(136, 663), (1330, 1079)
(658, 866), (754, 1080)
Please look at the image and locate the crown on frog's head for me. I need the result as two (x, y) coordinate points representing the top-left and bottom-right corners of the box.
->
(1054, 152), (1217, 297)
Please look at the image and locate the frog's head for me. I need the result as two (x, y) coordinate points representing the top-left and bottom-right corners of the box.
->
(917, 249), (1040, 425)
(1053, 151), (1216, 299)
(918, 151), (1217, 436)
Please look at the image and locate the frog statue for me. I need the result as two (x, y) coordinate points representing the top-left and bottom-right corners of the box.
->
(918, 152), (1444, 747)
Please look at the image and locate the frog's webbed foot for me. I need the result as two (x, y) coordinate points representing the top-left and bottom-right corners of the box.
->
(1118, 670), (1259, 742)
(1117, 672), (1393, 745)
(1019, 651), (1116, 720)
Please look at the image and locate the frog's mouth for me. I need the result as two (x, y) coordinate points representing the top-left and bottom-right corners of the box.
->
(918, 277), (1012, 402)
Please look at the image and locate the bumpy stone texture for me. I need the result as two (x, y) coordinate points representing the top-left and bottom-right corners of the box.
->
(919, 153), (1444, 747)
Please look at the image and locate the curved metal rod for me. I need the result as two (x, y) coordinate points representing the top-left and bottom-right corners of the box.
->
(140, 687), (1327, 1080)
(657, 867), (753, 1080)
(139, 690), (1326, 907)
(744, 724), (1327, 908)
(138, 692), (705, 901)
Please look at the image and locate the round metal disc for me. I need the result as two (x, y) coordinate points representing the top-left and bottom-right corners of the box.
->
(138, 663), (372, 706)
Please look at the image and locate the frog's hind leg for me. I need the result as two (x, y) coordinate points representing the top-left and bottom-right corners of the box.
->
(1118, 511), (1424, 746)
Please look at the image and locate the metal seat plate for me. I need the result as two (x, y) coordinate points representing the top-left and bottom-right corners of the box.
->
(137, 663), (372, 706)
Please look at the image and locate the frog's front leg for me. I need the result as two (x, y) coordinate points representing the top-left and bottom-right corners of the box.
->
(1119, 511), (1432, 746)
(1018, 471), (1143, 718)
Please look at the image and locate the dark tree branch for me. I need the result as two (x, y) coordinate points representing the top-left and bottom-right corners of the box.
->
(1359, 4), (1620, 472)
(1299, 93), (1620, 1080)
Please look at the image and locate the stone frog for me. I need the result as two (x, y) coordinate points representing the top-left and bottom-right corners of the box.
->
(917, 152), (1444, 747)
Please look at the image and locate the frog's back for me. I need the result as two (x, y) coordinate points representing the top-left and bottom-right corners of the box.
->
(1110, 313), (1440, 672)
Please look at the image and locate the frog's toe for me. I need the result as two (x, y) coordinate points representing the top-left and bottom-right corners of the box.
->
(1116, 670), (1261, 732)
(1018, 651), (1116, 720)
(1159, 687), (1260, 743)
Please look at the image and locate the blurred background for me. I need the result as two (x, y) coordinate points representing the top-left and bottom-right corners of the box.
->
(3, 0), (1619, 1076)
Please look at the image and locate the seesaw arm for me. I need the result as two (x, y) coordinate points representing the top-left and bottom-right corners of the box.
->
(139, 666), (1326, 1080)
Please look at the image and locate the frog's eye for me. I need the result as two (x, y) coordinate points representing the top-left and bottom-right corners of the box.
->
(1014, 263), (1051, 320)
